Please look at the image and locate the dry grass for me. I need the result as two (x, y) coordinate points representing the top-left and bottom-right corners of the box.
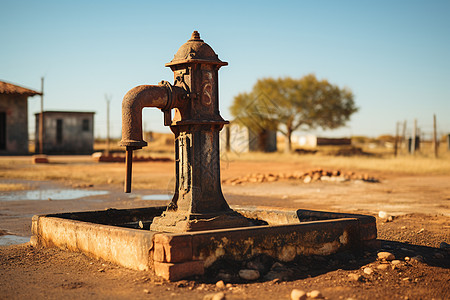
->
(222, 150), (450, 175)
(0, 145), (449, 190)
(0, 183), (28, 191)
(308, 155), (450, 175)
(0, 157), (174, 191)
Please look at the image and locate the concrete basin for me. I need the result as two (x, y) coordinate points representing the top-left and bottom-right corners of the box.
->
(31, 206), (376, 281)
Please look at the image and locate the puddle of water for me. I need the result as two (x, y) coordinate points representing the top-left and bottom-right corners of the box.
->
(0, 235), (30, 246)
(140, 194), (172, 201)
(0, 189), (109, 201)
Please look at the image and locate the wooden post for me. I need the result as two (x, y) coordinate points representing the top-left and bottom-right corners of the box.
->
(448, 134), (450, 151)
(39, 77), (44, 154)
(411, 119), (417, 155)
(105, 95), (111, 156)
(401, 120), (407, 150)
(394, 122), (399, 157)
(433, 114), (438, 158)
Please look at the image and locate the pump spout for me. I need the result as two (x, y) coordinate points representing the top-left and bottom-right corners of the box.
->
(120, 84), (170, 149)
(119, 82), (185, 193)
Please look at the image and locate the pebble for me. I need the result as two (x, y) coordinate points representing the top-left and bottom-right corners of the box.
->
(402, 277), (411, 282)
(307, 290), (323, 299)
(213, 292), (226, 300)
(377, 251), (395, 261)
(271, 278), (281, 284)
(203, 292), (226, 300)
(363, 267), (374, 275)
(404, 257), (410, 261)
(290, 289), (307, 300)
(377, 264), (389, 270)
(348, 273), (363, 281)
(303, 176), (312, 183)
(216, 280), (225, 289)
(391, 260), (402, 265)
(411, 255), (424, 263)
(238, 269), (260, 281)
(417, 228), (424, 234)
(334, 176), (347, 182)
(378, 211), (388, 219)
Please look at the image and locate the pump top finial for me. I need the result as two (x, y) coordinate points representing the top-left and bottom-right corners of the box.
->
(190, 31), (201, 41)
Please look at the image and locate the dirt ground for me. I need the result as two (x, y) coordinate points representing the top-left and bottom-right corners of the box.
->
(0, 156), (449, 299)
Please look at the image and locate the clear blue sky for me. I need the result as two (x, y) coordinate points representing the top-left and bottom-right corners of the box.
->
(1, 0), (449, 140)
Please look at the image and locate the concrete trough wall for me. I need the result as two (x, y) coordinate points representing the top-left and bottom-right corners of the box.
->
(31, 206), (376, 280)
(32, 215), (156, 271)
(31, 207), (166, 270)
(188, 218), (361, 266)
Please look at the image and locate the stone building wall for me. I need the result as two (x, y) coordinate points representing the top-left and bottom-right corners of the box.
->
(0, 94), (29, 155)
(35, 111), (95, 154)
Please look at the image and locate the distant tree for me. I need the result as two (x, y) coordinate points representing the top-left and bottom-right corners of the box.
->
(230, 74), (358, 152)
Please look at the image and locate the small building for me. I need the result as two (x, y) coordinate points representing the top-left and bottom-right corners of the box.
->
(35, 111), (95, 154)
(220, 123), (277, 153)
(0, 80), (41, 155)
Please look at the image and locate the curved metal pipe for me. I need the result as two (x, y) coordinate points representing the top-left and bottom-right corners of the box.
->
(120, 84), (170, 149)
(119, 82), (186, 193)
(119, 84), (170, 193)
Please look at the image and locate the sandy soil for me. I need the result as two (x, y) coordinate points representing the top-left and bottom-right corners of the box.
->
(0, 157), (449, 299)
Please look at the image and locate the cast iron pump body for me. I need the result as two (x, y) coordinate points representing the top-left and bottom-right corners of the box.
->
(120, 31), (250, 233)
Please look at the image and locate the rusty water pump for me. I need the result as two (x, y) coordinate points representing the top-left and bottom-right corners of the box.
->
(119, 31), (250, 233)
(30, 31), (377, 280)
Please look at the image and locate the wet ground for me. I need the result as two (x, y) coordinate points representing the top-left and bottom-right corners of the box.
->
(0, 179), (172, 245)
(1, 173), (449, 245)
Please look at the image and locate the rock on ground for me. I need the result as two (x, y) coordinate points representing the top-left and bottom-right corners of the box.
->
(290, 289), (307, 300)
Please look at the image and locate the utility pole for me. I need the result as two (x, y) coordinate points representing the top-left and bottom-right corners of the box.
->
(411, 119), (417, 155)
(433, 114), (438, 158)
(39, 77), (44, 154)
(401, 120), (407, 150)
(105, 94), (111, 156)
(394, 122), (400, 157)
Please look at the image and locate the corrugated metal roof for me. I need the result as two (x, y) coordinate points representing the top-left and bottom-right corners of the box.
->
(0, 80), (42, 96)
